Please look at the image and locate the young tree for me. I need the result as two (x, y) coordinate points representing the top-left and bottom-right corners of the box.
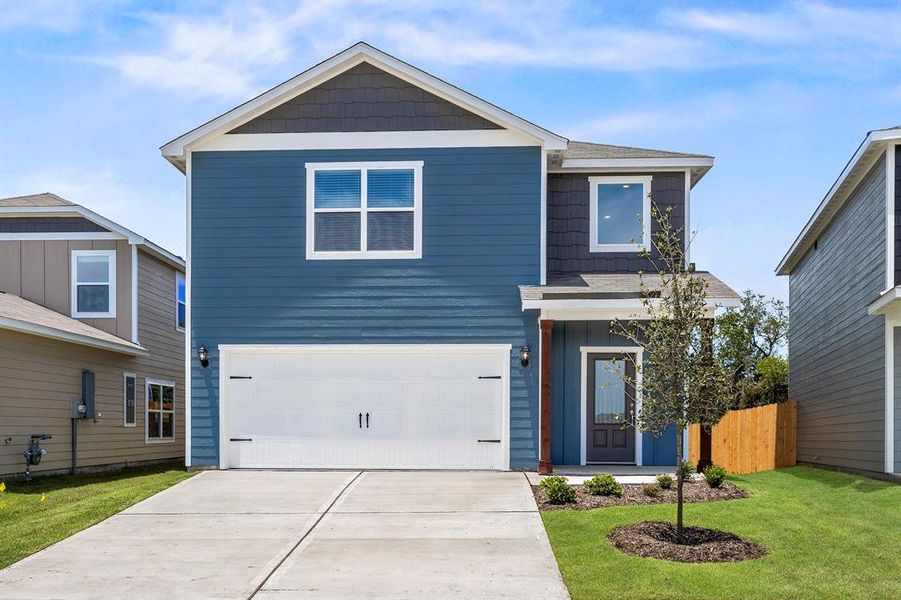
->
(611, 206), (732, 542)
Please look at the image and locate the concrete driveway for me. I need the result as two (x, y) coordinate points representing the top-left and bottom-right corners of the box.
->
(0, 470), (568, 599)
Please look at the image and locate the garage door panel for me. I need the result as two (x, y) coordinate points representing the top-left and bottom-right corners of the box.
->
(223, 346), (507, 470)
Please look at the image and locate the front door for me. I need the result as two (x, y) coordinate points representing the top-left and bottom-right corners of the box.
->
(586, 353), (635, 463)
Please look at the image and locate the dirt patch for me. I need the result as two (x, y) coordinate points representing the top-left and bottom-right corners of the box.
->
(607, 521), (767, 562)
(534, 481), (747, 511)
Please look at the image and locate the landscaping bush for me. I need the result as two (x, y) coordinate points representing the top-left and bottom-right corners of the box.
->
(677, 461), (696, 481)
(657, 474), (674, 489)
(643, 484), (661, 497)
(584, 473), (623, 497)
(703, 464), (728, 489)
(539, 475), (575, 504)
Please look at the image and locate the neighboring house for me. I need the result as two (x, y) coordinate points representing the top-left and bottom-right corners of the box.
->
(0, 193), (186, 477)
(778, 126), (901, 479)
(161, 42), (737, 473)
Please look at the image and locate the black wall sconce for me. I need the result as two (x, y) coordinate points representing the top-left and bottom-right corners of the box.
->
(198, 345), (210, 368)
(519, 345), (532, 367)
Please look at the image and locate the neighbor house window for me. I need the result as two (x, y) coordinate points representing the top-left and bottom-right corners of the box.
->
(176, 272), (186, 331)
(71, 250), (117, 318)
(123, 373), (136, 427)
(588, 176), (652, 253)
(146, 380), (175, 442)
(305, 161), (423, 259)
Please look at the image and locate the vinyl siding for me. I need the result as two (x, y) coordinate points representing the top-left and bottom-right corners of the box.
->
(895, 326), (901, 473)
(0, 252), (185, 477)
(0, 238), (133, 340)
(789, 158), (886, 473)
(547, 172), (685, 277)
(229, 62), (500, 134)
(190, 147), (541, 468)
(893, 145), (900, 286)
(550, 320), (676, 466)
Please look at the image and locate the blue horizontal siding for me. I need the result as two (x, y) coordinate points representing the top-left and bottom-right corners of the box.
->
(190, 147), (541, 468)
(551, 320), (677, 467)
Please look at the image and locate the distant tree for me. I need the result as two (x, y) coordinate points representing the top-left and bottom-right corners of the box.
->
(717, 291), (788, 407)
(611, 205), (732, 542)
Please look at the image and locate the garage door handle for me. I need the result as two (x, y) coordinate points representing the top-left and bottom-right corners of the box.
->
(230, 438), (252, 442)
(366, 412), (370, 428)
(477, 439), (501, 443)
(359, 413), (362, 428)
(478, 376), (502, 380)
(229, 376), (252, 380)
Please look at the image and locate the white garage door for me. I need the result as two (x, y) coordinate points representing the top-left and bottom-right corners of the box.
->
(219, 345), (510, 470)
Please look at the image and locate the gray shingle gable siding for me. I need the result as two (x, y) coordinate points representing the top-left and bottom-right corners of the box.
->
(789, 158), (886, 473)
(546, 172), (685, 277)
(190, 147), (541, 468)
(0, 216), (107, 233)
(228, 62), (502, 134)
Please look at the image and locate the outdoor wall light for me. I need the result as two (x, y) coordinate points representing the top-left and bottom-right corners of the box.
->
(198, 345), (210, 368)
(519, 345), (532, 367)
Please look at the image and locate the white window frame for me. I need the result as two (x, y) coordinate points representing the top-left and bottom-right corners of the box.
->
(123, 372), (136, 427)
(588, 175), (653, 253)
(175, 271), (186, 332)
(145, 378), (176, 444)
(70, 249), (117, 318)
(305, 161), (423, 260)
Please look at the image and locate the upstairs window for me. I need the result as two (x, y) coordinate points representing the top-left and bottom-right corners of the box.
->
(176, 272), (186, 331)
(305, 161), (423, 259)
(71, 250), (116, 318)
(588, 176), (652, 253)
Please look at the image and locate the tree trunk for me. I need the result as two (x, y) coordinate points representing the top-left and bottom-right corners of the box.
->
(676, 425), (684, 543)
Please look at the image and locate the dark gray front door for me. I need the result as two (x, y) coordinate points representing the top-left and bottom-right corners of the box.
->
(586, 353), (635, 463)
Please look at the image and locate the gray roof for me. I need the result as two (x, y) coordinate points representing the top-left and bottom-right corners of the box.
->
(520, 272), (739, 302)
(560, 141), (711, 161)
(0, 192), (75, 208)
(0, 292), (147, 355)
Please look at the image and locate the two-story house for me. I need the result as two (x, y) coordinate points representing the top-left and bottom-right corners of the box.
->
(0, 193), (186, 477)
(161, 42), (737, 473)
(778, 126), (900, 479)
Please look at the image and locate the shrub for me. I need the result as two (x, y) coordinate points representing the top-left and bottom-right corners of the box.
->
(656, 474), (674, 489)
(677, 461), (696, 482)
(642, 484), (661, 497)
(539, 475), (575, 504)
(703, 464), (728, 488)
(584, 473), (623, 497)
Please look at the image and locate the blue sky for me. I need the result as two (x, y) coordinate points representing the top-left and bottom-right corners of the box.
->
(1, 0), (899, 301)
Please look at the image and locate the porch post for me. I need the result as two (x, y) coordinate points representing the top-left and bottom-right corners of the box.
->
(539, 319), (554, 474)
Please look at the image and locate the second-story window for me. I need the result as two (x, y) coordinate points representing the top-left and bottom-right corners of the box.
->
(71, 250), (116, 318)
(588, 176), (652, 253)
(176, 272), (186, 331)
(305, 161), (423, 260)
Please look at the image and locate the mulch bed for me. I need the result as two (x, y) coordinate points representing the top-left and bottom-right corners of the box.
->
(534, 481), (747, 511)
(607, 521), (768, 562)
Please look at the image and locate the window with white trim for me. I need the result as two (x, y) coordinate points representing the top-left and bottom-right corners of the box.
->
(176, 272), (186, 331)
(71, 250), (117, 318)
(588, 176), (652, 253)
(305, 161), (423, 259)
(146, 380), (175, 442)
(123, 373), (136, 427)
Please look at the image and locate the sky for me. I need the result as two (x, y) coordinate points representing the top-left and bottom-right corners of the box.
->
(1, 0), (899, 302)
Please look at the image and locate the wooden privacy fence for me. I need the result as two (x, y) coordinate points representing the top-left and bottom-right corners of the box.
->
(689, 401), (797, 474)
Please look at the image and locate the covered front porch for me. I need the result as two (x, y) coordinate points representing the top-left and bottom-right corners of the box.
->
(520, 272), (740, 474)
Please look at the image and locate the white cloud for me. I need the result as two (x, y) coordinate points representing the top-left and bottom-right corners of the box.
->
(0, 0), (91, 33)
(1, 165), (185, 256)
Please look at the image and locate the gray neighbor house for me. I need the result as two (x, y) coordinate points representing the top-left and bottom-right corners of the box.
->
(778, 126), (900, 479)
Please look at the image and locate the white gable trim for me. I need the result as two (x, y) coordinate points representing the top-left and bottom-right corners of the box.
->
(161, 42), (567, 168)
(1, 205), (185, 269)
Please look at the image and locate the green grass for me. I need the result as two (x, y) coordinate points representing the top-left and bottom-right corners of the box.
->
(0, 462), (194, 568)
(541, 467), (901, 600)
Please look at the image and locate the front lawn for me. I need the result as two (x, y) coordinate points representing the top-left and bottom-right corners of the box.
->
(542, 466), (900, 600)
(0, 462), (193, 568)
